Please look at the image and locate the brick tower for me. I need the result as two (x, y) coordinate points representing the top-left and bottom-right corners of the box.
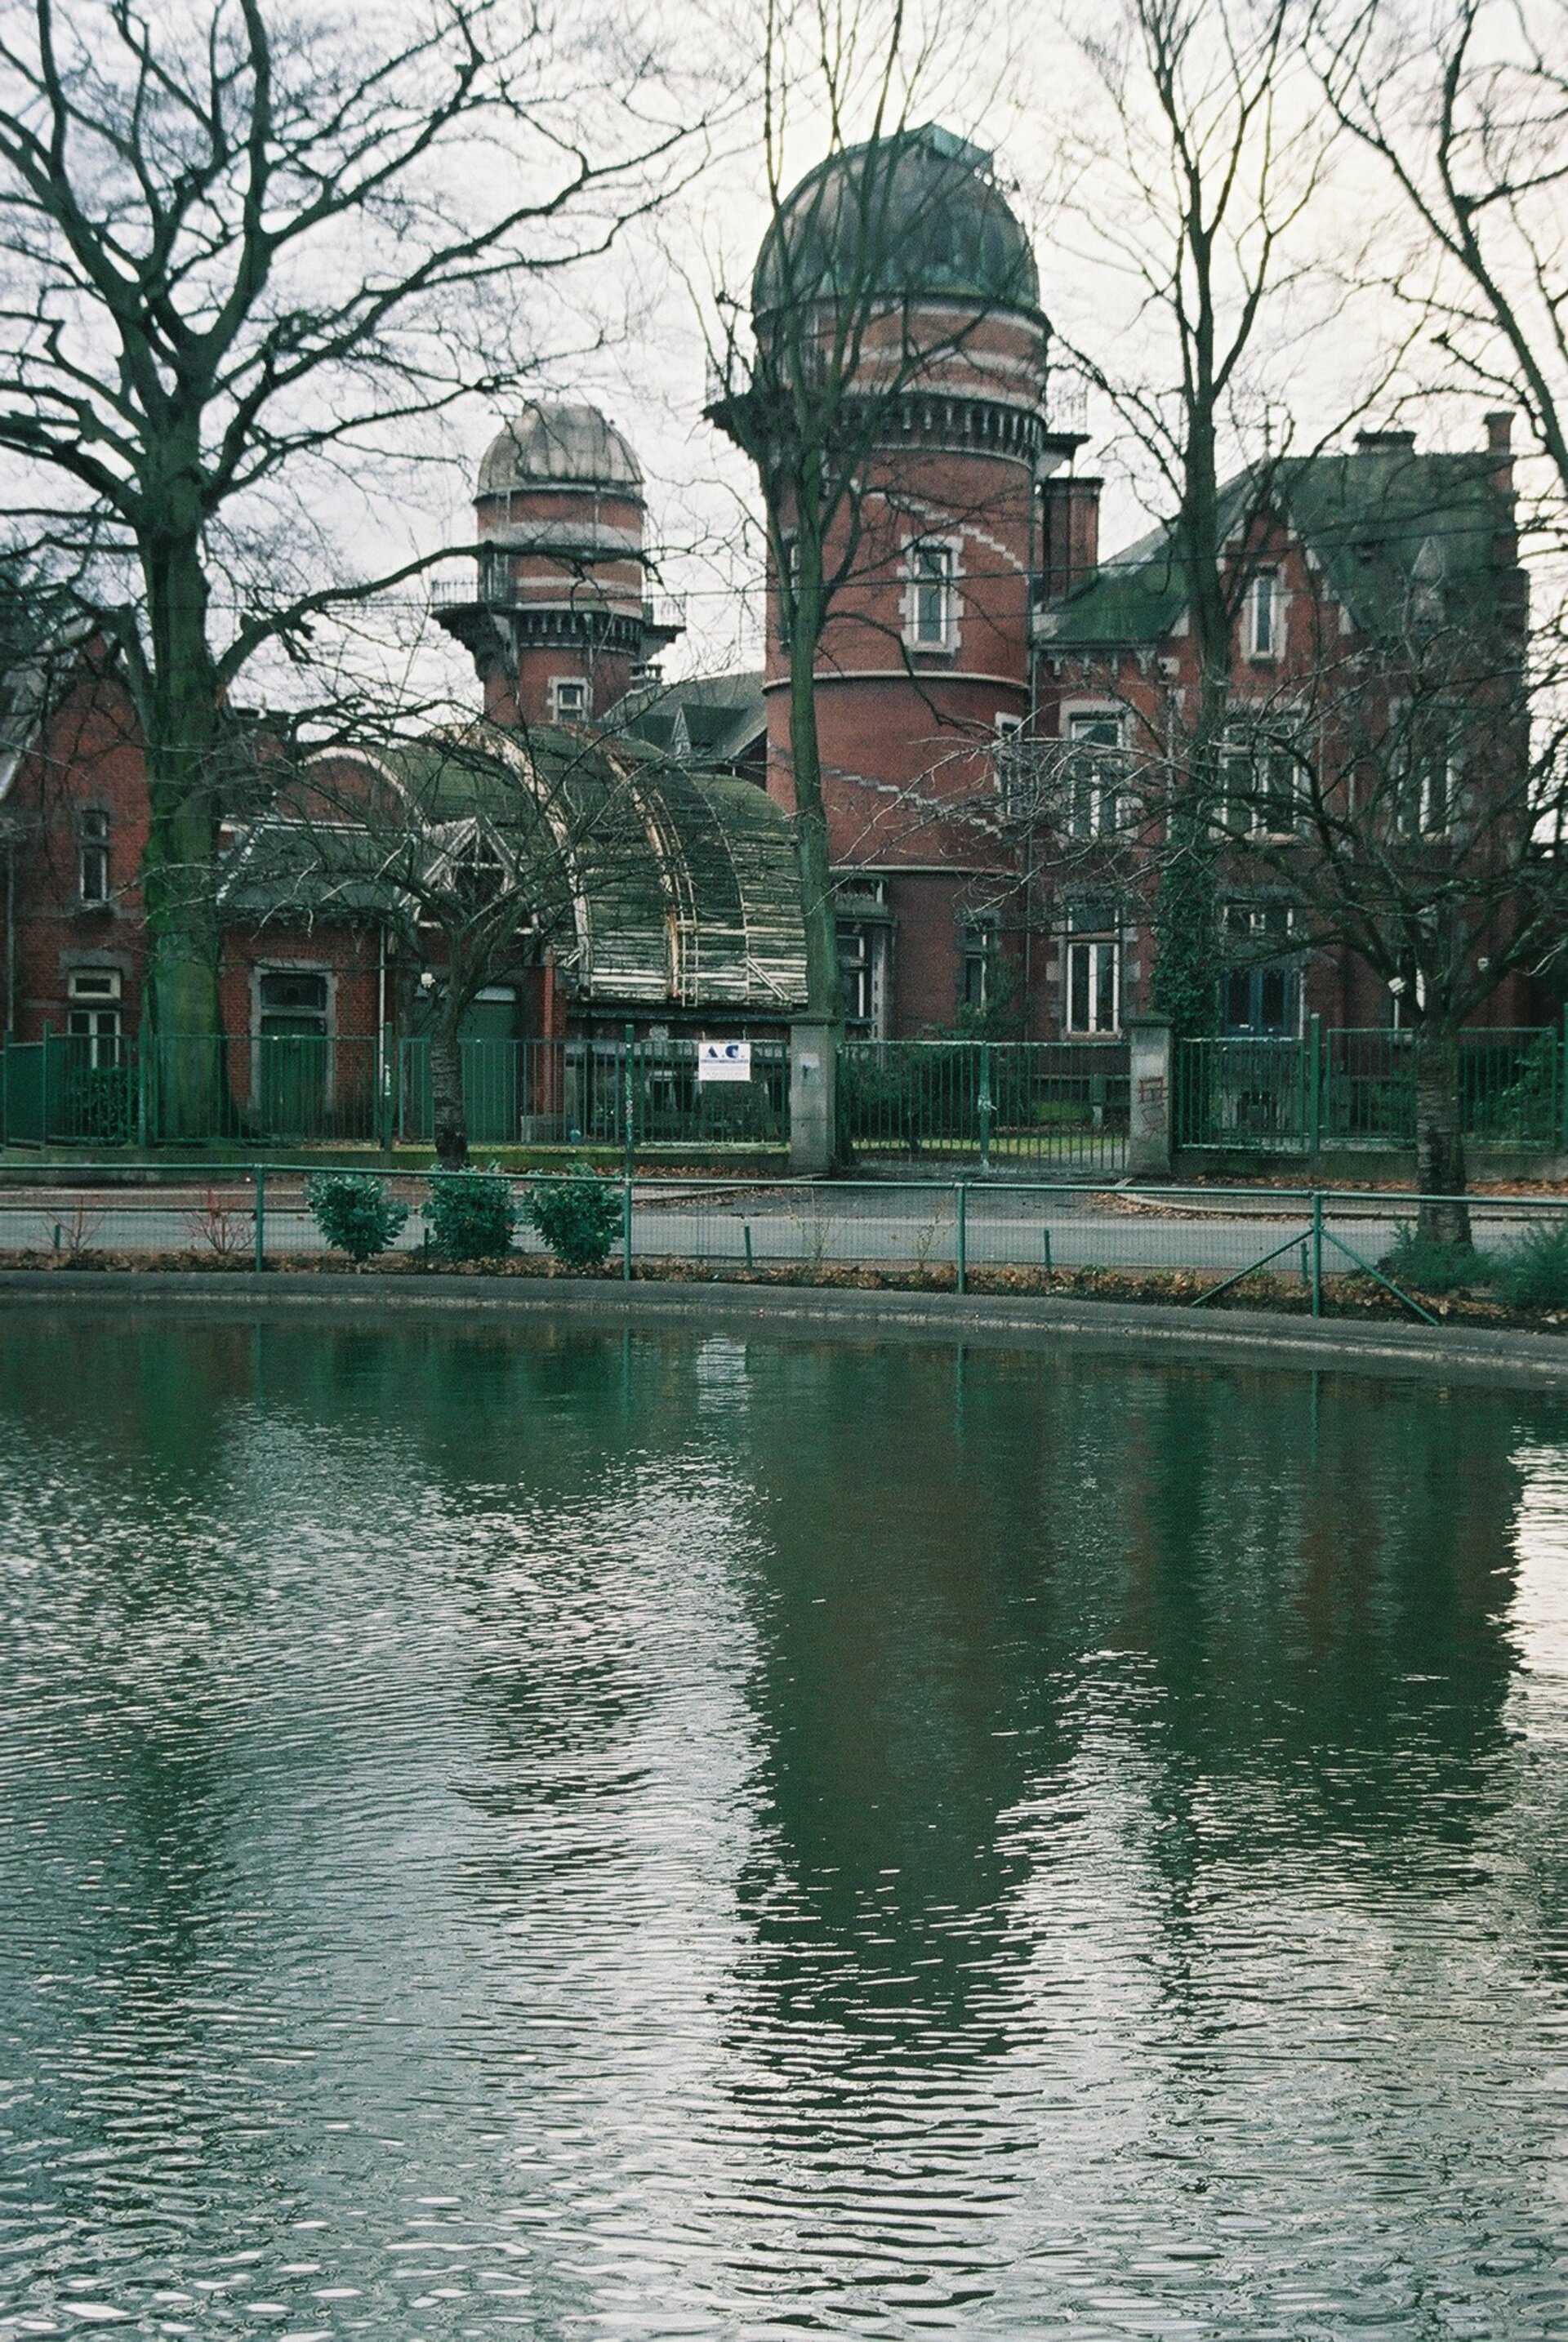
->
(729, 125), (1080, 1035)
(437, 402), (683, 728)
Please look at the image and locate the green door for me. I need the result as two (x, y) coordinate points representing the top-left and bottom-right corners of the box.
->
(460, 993), (519, 1143)
(260, 1016), (328, 1138)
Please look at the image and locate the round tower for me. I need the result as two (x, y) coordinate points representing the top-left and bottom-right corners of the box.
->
(736, 125), (1079, 1035)
(436, 401), (683, 728)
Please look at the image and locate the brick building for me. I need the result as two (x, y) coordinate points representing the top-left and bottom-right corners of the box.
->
(700, 120), (1535, 1046)
(0, 122), (1539, 1084)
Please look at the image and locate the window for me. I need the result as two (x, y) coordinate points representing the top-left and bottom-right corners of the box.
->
(992, 715), (1032, 817)
(1221, 719), (1307, 836)
(67, 967), (122, 1066)
(1065, 711), (1124, 838)
(1392, 712), (1459, 839)
(550, 676), (588, 721)
(258, 968), (328, 1033)
(906, 539), (956, 649)
(1245, 568), (1280, 658)
(960, 915), (999, 1012)
(1064, 902), (1120, 1034)
(78, 809), (110, 904)
(1220, 902), (1300, 1035)
(837, 918), (889, 1035)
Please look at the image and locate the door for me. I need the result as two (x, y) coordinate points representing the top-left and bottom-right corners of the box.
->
(460, 991), (519, 1143)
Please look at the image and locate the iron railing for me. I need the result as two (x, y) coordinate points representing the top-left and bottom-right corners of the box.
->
(840, 1039), (1129, 1175)
(1177, 1022), (1568, 1152)
(0, 1031), (789, 1155)
(3, 1168), (1566, 1330)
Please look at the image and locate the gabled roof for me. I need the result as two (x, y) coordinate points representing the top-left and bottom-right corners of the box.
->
(610, 671), (766, 771)
(1036, 443), (1512, 651)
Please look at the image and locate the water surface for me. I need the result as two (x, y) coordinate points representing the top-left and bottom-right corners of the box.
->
(2, 1312), (1566, 2338)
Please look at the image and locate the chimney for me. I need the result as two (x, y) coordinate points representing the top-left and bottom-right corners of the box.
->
(1041, 475), (1101, 602)
(1354, 428), (1417, 454)
(1485, 410), (1518, 570)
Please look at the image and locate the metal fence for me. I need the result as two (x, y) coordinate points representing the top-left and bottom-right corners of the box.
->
(840, 1040), (1129, 1174)
(0, 1032), (790, 1155)
(1177, 1022), (1568, 1152)
(7, 1167), (1566, 1329)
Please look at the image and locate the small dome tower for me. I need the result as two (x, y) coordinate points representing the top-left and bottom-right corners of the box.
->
(437, 401), (683, 728)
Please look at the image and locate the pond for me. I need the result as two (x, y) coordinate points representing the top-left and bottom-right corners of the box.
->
(1, 1310), (1566, 2340)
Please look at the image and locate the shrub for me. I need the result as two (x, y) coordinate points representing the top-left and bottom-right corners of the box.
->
(523, 1168), (624, 1268)
(425, 1168), (516, 1261)
(304, 1172), (409, 1262)
(1494, 1220), (1568, 1311)
(1378, 1223), (1494, 1296)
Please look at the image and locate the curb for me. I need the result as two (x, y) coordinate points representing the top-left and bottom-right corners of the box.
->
(5, 1269), (1568, 1388)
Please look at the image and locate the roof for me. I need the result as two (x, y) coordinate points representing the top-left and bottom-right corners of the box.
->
(476, 403), (643, 498)
(754, 122), (1040, 322)
(225, 719), (805, 1013)
(609, 671), (766, 769)
(1036, 443), (1512, 650)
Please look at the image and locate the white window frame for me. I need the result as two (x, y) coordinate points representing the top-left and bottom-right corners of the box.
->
(1245, 568), (1281, 659)
(1063, 707), (1125, 839)
(902, 535), (960, 652)
(836, 917), (889, 1038)
(1391, 701), (1460, 839)
(66, 968), (122, 1067)
(1221, 715), (1308, 838)
(549, 675), (589, 722)
(960, 912), (1000, 1013)
(992, 714), (1027, 814)
(78, 808), (111, 904)
(1063, 902), (1121, 1035)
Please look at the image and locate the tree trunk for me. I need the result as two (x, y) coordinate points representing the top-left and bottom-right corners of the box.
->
(430, 1017), (469, 1169)
(1154, 397), (1226, 1044)
(785, 581), (848, 1171)
(1412, 1018), (1471, 1245)
(786, 614), (842, 1029)
(137, 525), (226, 1140)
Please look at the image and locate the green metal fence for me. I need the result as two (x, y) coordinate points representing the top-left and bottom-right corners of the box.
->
(0, 1030), (790, 1155)
(4, 1168), (1567, 1333)
(394, 1035), (788, 1151)
(1177, 1022), (1568, 1153)
(840, 1040), (1129, 1174)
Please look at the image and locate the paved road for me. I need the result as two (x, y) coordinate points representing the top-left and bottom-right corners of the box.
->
(0, 1179), (1546, 1278)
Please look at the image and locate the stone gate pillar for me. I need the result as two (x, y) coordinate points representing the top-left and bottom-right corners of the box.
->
(789, 1019), (836, 1177)
(1125, 1015), (1174, 1180)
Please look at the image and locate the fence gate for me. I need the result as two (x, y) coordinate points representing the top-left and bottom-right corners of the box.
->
(839, 1040), (1130, 1175)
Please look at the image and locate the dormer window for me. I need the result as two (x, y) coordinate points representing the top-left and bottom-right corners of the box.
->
(78, 809), (110, 904)
(1245, 569), (1280, 659)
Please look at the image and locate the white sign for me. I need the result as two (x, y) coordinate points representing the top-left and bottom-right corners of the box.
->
(697, 1040), (753, 1084)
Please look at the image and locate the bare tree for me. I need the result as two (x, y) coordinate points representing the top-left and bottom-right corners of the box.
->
(1045, 0), (1352, 1037)
(0, 0), (695, 1129)
(1039, 486), (1557, 1240)
(1312, 0), (1568, 518)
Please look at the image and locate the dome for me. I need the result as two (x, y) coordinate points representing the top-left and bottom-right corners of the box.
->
(476, 403), (643, 497)
(753, 123), (1039, 322)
